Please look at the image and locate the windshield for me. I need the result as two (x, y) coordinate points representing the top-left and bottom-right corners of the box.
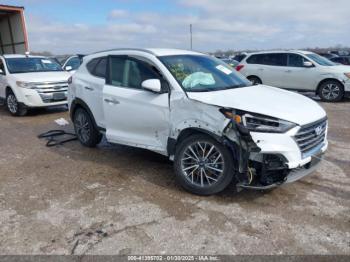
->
(159, 55), (250, 92)
(306, 53), (336, 66)
(6, 57), (63, 73)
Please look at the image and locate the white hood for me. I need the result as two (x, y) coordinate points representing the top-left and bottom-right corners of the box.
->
(325, 65), (350, 73)
(12, 71), (71, 82)
(187, 85), (326, 126)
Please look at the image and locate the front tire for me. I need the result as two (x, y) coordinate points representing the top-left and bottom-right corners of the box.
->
(174, 134), (235, 195)
(73, 107), (102, 147)
(6, 91), (27, 116)
(318, 80), (344, 102)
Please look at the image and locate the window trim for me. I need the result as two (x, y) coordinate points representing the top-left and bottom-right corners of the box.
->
(106, 55), (166, 91)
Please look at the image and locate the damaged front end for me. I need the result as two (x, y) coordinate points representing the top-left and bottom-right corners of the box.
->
(221, 109), (292, 190)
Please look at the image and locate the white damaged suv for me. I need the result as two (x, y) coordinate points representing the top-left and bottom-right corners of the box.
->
(0, 54), (71, 116)
(68, 48), (328, 195)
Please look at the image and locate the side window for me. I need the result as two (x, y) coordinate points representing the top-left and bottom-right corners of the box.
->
(288, 54), (307, 67)
(93, 57), (107, 78)
(263, 54), (287, 66)
(108, 56), (160, 89)
(65, 57), (81, 70)
(246, 54), (262, 64)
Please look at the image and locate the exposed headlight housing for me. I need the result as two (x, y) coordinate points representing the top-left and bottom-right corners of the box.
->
(344, 72), (350, 79)
(16, 81), (35, 89)
(221, 109), (296, 133)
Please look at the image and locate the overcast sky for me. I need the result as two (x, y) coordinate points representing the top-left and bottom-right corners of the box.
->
(4, 0), (350, 54)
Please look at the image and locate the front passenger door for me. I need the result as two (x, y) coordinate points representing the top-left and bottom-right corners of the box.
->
(284, 54), (318, 90)
(103, 56), (170, 151)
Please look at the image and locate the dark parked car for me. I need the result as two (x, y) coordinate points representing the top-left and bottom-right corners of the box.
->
(233, 53), (248, 62)
(318, 53), (338, 60)
(330, 56), (350, 65)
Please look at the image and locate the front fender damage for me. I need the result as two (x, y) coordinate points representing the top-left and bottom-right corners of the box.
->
(170, 96), (289, 190)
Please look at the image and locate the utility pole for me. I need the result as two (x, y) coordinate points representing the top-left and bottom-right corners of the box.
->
(190, 24), (193, 50)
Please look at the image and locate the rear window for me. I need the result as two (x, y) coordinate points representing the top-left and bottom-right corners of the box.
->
(94, 58), (107, 78)
(86, 57), (107, 78)
(87, 58), (100, 73)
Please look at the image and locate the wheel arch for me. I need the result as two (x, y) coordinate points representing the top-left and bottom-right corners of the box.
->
(5, 86), (15, 96)
(246, 75), (262, 83)
(316, 78), (344, 95)
(167, 127), (222, 156)
(70, 98), (104, 131)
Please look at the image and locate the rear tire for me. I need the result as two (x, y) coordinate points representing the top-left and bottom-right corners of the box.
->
(247, 76), (262, 85)
(318, 80), (344, 102)
(174, 134), (235, 195)
(6, 90), (27, 116)
(73, 107), (102, 147)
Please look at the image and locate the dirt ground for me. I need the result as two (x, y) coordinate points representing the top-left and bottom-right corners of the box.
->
(0, 97), (349, 255)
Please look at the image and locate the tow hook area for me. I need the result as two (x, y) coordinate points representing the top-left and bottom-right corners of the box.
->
(237, 154), (289, 190)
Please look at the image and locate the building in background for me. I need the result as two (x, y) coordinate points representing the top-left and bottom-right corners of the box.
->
(0, 4), (28, 54)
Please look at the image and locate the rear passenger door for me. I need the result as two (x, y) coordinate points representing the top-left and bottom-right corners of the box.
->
(103, 55), (170, 151)
(81, 57), (107, 127)
(258, 53), (288, 88)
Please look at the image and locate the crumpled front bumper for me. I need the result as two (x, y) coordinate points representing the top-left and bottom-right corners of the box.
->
(237, 126), (328, 189)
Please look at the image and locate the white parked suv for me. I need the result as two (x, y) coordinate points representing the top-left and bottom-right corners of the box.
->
(0, 54), (71, 116)
(236, 50), (350, 102)
(68, 48), (328, 195)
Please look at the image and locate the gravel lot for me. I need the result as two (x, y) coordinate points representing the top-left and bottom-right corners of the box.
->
(0, 97), (349, 255)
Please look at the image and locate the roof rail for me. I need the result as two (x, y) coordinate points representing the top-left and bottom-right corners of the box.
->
(92, 48), (156, 56)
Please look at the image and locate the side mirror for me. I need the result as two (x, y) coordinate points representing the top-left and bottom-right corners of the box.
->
(65, 65), (73, 71)
(141, 79), (161, 93)
(0, 69), (3, 74)
(303, 61), (313, 68)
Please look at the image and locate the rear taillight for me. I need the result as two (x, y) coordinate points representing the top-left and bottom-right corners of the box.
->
(236, 64), (244, 71)
(68, 76), (72, 84)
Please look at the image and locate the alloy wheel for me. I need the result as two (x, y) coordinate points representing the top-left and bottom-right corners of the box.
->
(7, 94), (18, 114)
(75, 112), (91, 143)
(181, 141), (225, 187)
(322, 83), (340, 100)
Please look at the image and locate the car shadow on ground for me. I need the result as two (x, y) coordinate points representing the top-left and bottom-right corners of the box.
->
(0, 104), (68, 116)
(45, 127), (278, 202)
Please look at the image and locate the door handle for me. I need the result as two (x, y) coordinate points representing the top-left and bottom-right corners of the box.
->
(84, 86), (94, 91)
(285, 70), (292, 73)
(104, 98), (120, 105)
(258, 68), (264, 71)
